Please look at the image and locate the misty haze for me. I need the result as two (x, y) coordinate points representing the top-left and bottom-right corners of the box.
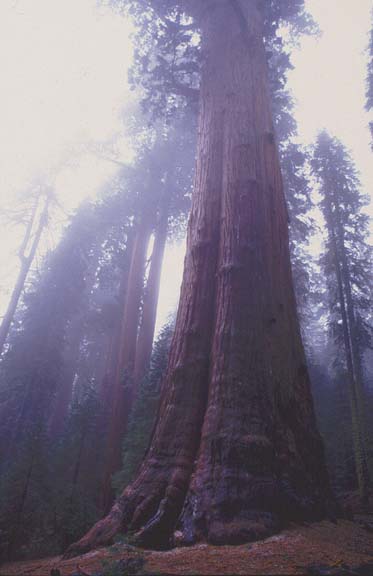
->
(0, 1), (372, 575)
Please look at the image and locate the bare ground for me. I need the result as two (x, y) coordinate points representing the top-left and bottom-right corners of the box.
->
(1, 520), (373, 576)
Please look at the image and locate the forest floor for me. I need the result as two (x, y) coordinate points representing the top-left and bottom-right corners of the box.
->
(1, 519), (373, 576)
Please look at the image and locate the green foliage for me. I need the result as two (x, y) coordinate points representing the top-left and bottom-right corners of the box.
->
(128, 6), (200, 121)
(0, 203), (102, 447)
(0, 385), (105, 560)
(51, 385), (105, 547)
(101, 555), (145, 576)
(125, 0), (316, 122)
(309, 347), (356, 491)
(310, 131), (373, 492)
(0, 423), (53, 560)
(0, 202), (120, 560)
(311, 131), (373, 362)
(113, 321), (173, 494)
(124, 0), (315, 319)
(281, 143), (314, 315)
(0, 105), (194, 560)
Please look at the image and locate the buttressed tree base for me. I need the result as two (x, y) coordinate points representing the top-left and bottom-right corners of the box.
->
(66, 0), (333, 557)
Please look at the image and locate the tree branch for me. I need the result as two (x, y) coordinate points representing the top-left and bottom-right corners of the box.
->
(169, 81), (199, 100)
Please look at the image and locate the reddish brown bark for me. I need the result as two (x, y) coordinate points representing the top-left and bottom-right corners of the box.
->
(99, 330), (118, 411)
(133, 208), (169, 390)
(99, 231), (136, 412)
(66, 1), (332, 556)
(101, 215), (152, 511)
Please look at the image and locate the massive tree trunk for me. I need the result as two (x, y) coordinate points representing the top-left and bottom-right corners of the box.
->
(66, 1), (331, 556)
(101, 215), (152, 511)
(133, 207), (169, 390)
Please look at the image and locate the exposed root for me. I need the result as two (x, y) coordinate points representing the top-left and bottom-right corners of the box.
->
(64, 461), (191, 557)
(63, 502), (124, 559)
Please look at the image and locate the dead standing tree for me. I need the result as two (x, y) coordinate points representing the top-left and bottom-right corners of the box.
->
(0, 187), (52, 355)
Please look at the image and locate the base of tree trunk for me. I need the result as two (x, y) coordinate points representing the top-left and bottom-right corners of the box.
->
(64, 508), (333, 559)
(64, 450), (335, 558)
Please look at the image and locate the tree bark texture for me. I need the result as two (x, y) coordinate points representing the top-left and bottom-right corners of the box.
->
(66, 0), (332, 556)
(101, 215), (152, 512)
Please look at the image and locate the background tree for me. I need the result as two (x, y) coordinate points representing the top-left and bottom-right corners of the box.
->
(100, 117), (195, 510)
(305, 281), (358, 494)
(311, 131), (373, 503)
(0, 199), (124, 559)
(113, 320), (174, 495)
(0, 184), (52, 355)
(0, 107), (196, 559)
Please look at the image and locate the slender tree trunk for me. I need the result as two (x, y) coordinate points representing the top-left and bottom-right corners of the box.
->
(66, 1), (331, 556)
(48, 322), (83, 438)
(48, 368), (75, 439)
(99, 232), (136, 411)
(324, 196), (371, 503)
(0, 194), (49, 355)
(335, 377), (355, 489)
(334, 210), (373, 486)
(100, 330), (119, 409)
(133, 207), (169, 391)
(61, 428), (87, 550)
(0, 265), (30, 353)
(98, 233), (135, 511)
(101, 215), (152, 512)
(70, 430), (86, 501)
(99, 327), (122, 512)
(8, 454), (34, 559)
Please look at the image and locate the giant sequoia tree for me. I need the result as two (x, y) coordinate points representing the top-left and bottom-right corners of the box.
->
(130, 0), (315, 315)
(67, 0), (331, 555)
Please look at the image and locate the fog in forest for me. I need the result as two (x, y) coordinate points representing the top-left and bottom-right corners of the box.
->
(0, 0), (372, 573)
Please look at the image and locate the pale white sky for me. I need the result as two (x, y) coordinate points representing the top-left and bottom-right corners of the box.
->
(0, 0), (371, 330)
(0, 0), (134, 302)
(291, 0), (373, 205)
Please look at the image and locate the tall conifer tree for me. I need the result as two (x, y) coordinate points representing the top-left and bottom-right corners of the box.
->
(311, 131), (373, 503)
(67, 0), (331, 556)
